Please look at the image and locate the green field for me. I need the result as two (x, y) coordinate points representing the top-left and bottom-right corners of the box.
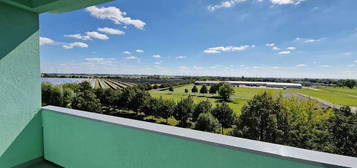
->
(149, 84), (357, 114)
(297, 87), (357, 106)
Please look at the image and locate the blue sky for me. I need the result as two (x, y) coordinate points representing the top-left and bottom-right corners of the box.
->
(40, 0), (357, 79)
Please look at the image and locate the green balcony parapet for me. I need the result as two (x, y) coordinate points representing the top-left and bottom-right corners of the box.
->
(41, 106), (357, 168)
(0, 0), (113, 13)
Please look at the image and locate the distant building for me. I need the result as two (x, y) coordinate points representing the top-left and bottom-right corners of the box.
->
(195, 81), (302, 89)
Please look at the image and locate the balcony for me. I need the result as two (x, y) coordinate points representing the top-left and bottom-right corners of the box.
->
(0, 0), (357, 167)
(10, 106), (351, 167)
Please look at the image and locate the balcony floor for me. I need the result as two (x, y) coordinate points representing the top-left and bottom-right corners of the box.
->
(23, 160), (62, 168)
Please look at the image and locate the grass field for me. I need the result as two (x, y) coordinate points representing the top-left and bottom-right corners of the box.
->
(297, 87), (357, 106)
(149, 84), (357, 115)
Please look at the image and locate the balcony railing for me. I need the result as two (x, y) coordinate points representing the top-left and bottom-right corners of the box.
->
(41, 106), (357, 168)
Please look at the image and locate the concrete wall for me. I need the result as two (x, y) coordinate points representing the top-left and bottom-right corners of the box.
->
(0, 2), (43, 167)
(42, 108), (339, 168)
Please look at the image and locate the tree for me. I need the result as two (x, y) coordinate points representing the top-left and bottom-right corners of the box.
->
(174, 96), (195, 126)
(141, 97), (161, 119)
(184, 88), (189, 94)
(209, 85), (217, 94)
(194, 113), (220, 133)
(41, 82), (63, 107)
(200, 85), (208, 94)
(191, 85), (198, 94)
(72, 82), (102, 113)
(212, 103), (235, 134)
(153, 84), (159, 89)
(344, 79), (356, 89)
(130, 89), (150, 115)
(193, 100), (212, 122)
(327, 106), (357, 157)
(169, 86), (174, 92)
(218, 82), (234, 101)
(233, 92), (284, 143)
(159, 98), (176, 124)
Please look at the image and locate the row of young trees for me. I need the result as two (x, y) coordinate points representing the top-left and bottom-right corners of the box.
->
(42, 81), (357, 157)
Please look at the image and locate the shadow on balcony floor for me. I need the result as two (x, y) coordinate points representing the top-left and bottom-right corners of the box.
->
(23, 160), (62, 168)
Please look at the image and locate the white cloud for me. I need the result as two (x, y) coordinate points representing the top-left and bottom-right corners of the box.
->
(272, 46), (281, 51)
(86, 31), (109, 40)
(296, 64), (306, 67)
(154, 61), (162, 65)
(97, 27), (125, 35)
(62, 42), (88, 49)
(354, 60), (357, 63)
(125, 56), (137, 60)
(86, 6), (146, 30)
(278, 50), (291, 55)
(208, 0), (305, 11)
(270, 0), (305, 5)
(85, 57), (115, 65)
(152, 54), (161, 58)
(287, 46), (296, 50)
(64, 34), (91, 40)
(123, 51), (131, 55)
(204, 45), (251, 54)
(304, 39), (320, 43)
(40, 37), (56, 46)
(136, 49), (144, 53)
(176, 56), (187, 59)
(266, 43), (275, 47)
(321, 65), (331, 68)
(208, 0), (247, 11)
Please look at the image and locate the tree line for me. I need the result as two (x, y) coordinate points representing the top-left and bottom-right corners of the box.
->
(42, 81), (356, 157)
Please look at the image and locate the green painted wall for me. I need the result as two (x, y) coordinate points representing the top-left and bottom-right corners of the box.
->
(0, 2), (43, 167)
(42, 110), (337, 168)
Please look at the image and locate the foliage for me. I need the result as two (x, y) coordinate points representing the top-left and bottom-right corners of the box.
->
(174, 96), (195, 126)
(72, 82), (102, 113)
(212, 103), (235, 133)
(200, 85), (208, 94)
(327, 106), (357, 156)
(158, 98), (176, 124)
(218, 82), (235, 101)
(233, 92), (285, 143)
(184, 88), (189, 94)
(169, 86), (174, 92)
(344, 79), (356, 89)
(194, 113), (220, 133)
(191, 85), (198, 93)
(193, 100), (212, 122)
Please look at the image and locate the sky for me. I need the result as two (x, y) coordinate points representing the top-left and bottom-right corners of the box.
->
(40, 0), (357, 79)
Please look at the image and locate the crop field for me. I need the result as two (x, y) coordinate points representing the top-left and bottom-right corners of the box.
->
(149, 84), (357, 114)
(90, 79), (136, 90)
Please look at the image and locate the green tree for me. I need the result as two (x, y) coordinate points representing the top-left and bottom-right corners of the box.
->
(328, 106), (357, 157)
(191, 85), (198, 94)
(185, 88), (189, 94)
(233, 92), (284, 143)
(218, 82), (234, 101)
(72, 82), (102, 113)
(131, 89), (150, 115)
(344, 79), (356, 89)
(153, 84), (159, 89)
(169, 86), (174, 92)
(200, 85), (208, 94)
(209, 85), (217, 94)
(41, 82), (63, 106)
(194, 113), (220, 133)
(174, 96), (195, 126)
(159, 98), (176, 124)
(193, 100), (212, 122)
(141, 97), (160, 119)
(212, 103), (235, 134)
